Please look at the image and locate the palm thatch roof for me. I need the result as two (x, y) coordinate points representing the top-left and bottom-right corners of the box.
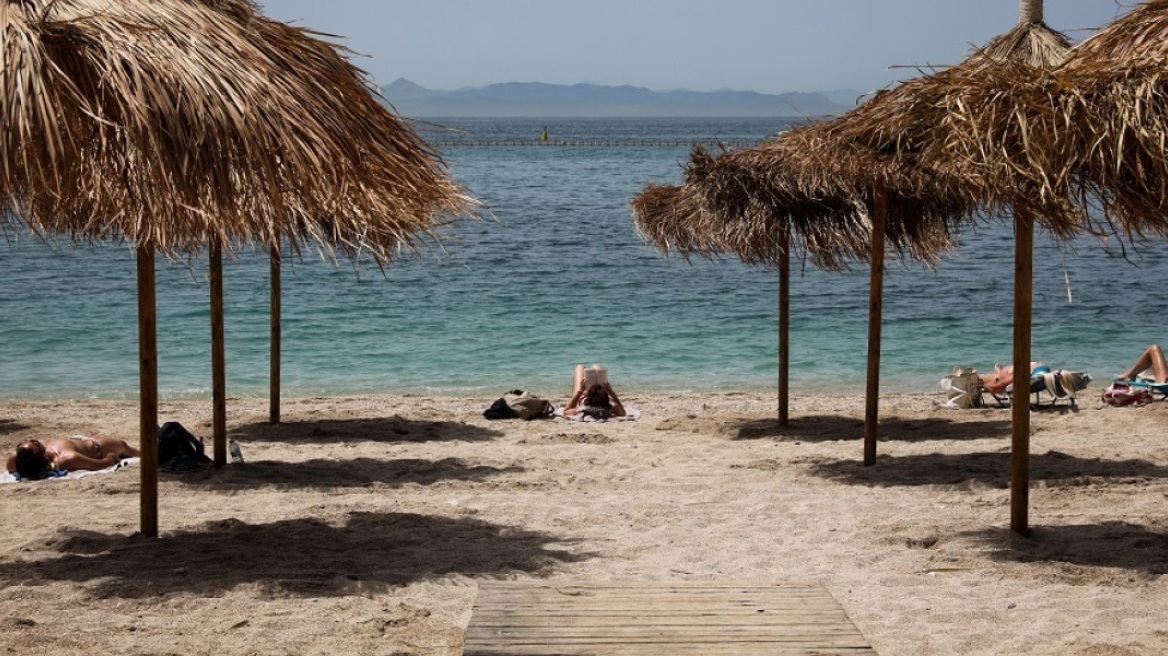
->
(633, 147), (884, 270)
(1048, 0), (1168, 237)
(632, 131), (960, 271)
(632, 17), (1076, 270)
(1, 0), (476, 260)
(630, 182), (724, 260)
(696, 110), (971, 268)
(908, 0), (1168, 241)
(821, 18), (1082, 232)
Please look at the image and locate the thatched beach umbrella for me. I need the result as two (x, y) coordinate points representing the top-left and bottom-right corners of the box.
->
(820, 6), (1077, 494)
(913, 0), (1168, 533)
(822, 1), (1121, 532)
(1, 0), (475, 536)
(633, 133), (960, 426)
(633, 2), (1069, 453)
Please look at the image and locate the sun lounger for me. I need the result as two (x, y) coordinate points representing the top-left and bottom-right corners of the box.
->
(990, 369), (1092, 409)
(1113, 375), (1168, 401)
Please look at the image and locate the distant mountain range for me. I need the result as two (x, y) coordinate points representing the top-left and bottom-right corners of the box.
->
(379, 79), (864, 118)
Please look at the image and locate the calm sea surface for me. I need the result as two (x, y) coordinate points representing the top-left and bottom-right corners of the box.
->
(3, 117), (1168, 401)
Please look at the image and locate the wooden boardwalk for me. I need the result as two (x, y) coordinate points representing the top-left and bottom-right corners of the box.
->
(463, 581), (877, 655)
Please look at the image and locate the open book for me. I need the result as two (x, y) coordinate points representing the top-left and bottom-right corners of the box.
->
(583, 366), (608, 388)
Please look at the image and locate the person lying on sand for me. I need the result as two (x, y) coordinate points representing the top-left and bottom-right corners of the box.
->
(7, 435), (140, 480)
(565, 365), (627, 420)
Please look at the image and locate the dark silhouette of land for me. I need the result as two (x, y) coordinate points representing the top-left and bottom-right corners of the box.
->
(381, 78), (862, 117)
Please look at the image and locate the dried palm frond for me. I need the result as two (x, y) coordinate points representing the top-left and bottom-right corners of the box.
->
(630, 183), (726, 261)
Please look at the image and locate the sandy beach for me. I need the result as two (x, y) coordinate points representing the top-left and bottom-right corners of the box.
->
(2, 389), (1167, 655)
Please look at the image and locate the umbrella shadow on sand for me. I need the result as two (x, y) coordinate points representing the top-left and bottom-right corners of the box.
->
(705, 414), (1009, 443)
(808, 450), (1168, 488)
(961, 523), (1168, 576)
(0, 419), (29, 436)
(0, 512), (594, 599)
(230, 417), (503, 445)
(157, 456), (524, 491)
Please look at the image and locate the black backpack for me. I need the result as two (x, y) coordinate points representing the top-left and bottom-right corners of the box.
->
(157, 421), (211, 471)
(482, 397), (519, 420)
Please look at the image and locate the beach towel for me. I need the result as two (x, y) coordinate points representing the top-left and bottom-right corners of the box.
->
(1035, 370), (1092, 399)
(1103, 379), (1155, 407)
(554, 406), (641, 422)
(1, 457), (140, 484)
(1113, 375), (1168, 400)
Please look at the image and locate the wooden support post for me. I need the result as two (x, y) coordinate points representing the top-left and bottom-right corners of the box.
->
(270, 245), (282, 425)
(1011, 209), (1035, 536)
(210, 242), (227, 467)
(863, 185), (887, 467)
(778, 229), (790, 426)
(136, 245), (159, 538)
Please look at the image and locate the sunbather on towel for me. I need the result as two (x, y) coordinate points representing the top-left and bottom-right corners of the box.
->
(564, 378), (626, 420)
(1118, 344), (1168, 383)
(6, 435), (139, 480)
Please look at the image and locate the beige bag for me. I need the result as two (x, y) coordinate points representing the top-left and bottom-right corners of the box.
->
(503, 390), (555, 420)
(937, 367), (983, 409)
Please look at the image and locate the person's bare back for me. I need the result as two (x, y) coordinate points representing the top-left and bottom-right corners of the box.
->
(7, 435), (139, 479)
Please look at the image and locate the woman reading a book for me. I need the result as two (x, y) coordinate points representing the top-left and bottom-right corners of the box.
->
(564, 364), (626, 419)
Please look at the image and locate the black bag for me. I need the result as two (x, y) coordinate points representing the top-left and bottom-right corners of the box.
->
(483, 397), (519, 420)
(157, 421), (211, 471)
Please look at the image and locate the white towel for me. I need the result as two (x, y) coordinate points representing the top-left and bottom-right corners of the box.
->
(554, 406), (641, 422)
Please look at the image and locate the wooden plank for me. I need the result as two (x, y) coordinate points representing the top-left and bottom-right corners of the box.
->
(464, 582), (876, 655)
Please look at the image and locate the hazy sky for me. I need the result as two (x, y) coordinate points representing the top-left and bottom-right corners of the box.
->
(258, 1), (1133, 94)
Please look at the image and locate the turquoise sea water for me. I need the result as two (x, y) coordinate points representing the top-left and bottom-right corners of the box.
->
(3, 117), (1168, 401)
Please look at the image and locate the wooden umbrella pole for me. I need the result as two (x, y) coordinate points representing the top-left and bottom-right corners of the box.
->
(863, 185), (888, 466)
(778, 228), (790, 426)
(1011, 209), (1035, 536)
(270, 244), (282, 425)
(210, 241), (227, 467)
(1019, 0), (1043, 24)
(136, 244), (159, 538)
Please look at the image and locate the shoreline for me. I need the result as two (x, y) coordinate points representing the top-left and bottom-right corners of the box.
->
(0, 375), (942, 404)
(3, 391), (1166, 655)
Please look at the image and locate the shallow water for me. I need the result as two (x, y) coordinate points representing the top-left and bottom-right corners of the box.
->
(2, 117), (1167, 400)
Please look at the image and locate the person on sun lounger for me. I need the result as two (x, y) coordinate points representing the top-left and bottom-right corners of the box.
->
(978, 361), (1047, 395)
(6, 435), (140, 480)
(1117, 344), (1168, 383)
(564, 364), (626, 419)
